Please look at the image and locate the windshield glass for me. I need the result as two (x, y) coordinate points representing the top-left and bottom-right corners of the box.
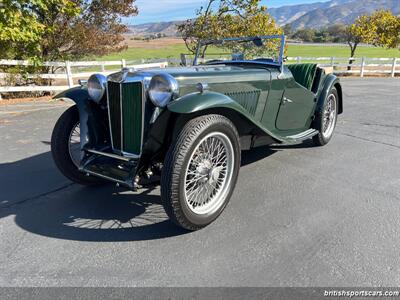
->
(193, 35), (285, 66)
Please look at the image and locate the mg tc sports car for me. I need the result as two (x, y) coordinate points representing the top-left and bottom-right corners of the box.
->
(51, 35), (343, 230)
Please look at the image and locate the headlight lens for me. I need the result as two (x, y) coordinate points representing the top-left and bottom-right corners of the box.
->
(148, 74), (179, 107)
(87, 74), (107, 103)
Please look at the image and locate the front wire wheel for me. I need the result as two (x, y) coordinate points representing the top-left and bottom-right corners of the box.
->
(161, 115), (241, 231)
(184, 132), (235, 215)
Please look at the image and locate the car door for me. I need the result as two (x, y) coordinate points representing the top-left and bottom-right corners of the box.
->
(275, 78), (316, 131)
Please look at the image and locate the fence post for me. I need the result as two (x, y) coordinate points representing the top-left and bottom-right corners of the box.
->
(121, 59), (126, 69)
(65, 61), (74, 87)
(297, 56), (301, 64)
(180, 53), (187, 66)
(391, 58), (397, 78)
(360, 57), (366, 77)
(330, 57), (334, 68)
(100, 64), (105, 72)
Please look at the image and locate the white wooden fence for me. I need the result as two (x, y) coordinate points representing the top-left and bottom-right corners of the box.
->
(287, 56), (399, 77)
(180, 55), (399, 77)
(0, 59), (168, 96)
(0, 56), (398, 98)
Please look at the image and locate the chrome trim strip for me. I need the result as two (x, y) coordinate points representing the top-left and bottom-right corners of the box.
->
(140, 81), (145, 155)
(287, 129), (318, 139)
(121, 151), (141, 159)
(83, 169), (133, 189)
(106, 83), (115, 150)
(85, 149), (134, 162)
(106, 78), (145, 158)
(120, 83), (124, 152)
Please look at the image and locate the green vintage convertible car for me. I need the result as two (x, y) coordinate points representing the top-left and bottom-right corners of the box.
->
(51, 36), (343, 230)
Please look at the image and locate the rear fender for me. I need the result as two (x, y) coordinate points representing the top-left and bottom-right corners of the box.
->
(316, 74), (343, 115)
(54, 87), (108, 150)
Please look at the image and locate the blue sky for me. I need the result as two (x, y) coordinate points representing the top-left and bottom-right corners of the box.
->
(128, 0), (329, 25)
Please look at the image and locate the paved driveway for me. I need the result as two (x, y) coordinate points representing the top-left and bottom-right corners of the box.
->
(0, 78), (399, 287)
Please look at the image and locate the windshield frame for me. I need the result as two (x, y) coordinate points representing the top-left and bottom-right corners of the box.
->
(193, 35), (286, 67)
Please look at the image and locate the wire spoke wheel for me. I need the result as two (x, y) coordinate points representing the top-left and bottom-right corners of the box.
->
(322, 93), (337, 139)
(161, 114), (240, 230)
(184, 132), (235, 215)
(68, 122), (81, 167)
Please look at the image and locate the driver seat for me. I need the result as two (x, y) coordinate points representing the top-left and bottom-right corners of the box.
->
(287, 63), (318, 91)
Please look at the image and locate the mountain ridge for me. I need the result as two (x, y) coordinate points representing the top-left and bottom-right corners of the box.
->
(128, 0), (399, 36)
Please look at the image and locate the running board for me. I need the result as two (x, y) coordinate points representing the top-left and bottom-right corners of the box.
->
(284, 129), (318, 144)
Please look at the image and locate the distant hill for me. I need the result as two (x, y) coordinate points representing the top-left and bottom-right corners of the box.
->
(271, 0), (400, 29)
(128, 21), (183, 37)
(128, 0), (400, 36)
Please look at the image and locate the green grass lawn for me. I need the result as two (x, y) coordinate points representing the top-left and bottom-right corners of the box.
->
(98, 44), (188, 62)
(287, 44), (399, 58)
(98, 43), (399, 62)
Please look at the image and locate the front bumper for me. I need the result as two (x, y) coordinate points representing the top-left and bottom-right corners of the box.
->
(80, 149), (139, 190)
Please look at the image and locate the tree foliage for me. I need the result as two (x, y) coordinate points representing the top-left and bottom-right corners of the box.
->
(359, 10), (400, 49)
(0, 0), (138, 61)
(177, 0), (283, 57)
(0, 0), (79, 60)
(347, 10), (399, 57)
(287, 10), (399, 60)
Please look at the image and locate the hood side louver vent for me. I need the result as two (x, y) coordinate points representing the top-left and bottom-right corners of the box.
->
(225, 90), (261, 116)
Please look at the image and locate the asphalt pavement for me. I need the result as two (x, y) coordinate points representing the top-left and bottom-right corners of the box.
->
(0, 78), (399, 287)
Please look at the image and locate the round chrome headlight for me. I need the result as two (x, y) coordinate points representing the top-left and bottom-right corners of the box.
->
(87, 74), (107, 103)
(148, 73), (179, 107)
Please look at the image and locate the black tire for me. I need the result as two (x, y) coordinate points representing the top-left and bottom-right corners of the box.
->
(51, 106), (105, 186)
(161, 114), (241, 231)
(313, 87), (339, 146)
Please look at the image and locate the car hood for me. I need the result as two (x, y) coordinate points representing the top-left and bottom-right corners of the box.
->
(108, 64), (269, 86)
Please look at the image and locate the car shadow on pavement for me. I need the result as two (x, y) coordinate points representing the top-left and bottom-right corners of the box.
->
(10, 186), (189, 242)
(0, 151), (188, 242)
(0, 144), (302, 242)
(241, 146), (278, 166)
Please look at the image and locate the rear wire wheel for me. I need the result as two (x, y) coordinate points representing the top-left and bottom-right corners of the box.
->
(313, 87), (339, 146)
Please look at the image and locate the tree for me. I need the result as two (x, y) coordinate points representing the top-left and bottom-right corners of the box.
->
(0, 0), (80, 60)
(346, 10), (400, 59)
(362, 10), (400, 49)
(282, 24), (292, 37)
(292, 28), (315, 42)
(0, 0), (138, 61)
(177, 0), (283, 58)
(326, 24), (347, 43)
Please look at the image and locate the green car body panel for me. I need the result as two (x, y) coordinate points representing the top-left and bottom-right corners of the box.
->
(54, 61), (343, 189)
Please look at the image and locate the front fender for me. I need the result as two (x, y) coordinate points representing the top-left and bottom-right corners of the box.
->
(54, 87), (108, 151)
(167, 91), (250, 116)
(54, 86), (89, 104)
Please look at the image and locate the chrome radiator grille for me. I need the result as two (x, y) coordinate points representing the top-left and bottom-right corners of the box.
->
(107, 81), (143, 156)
